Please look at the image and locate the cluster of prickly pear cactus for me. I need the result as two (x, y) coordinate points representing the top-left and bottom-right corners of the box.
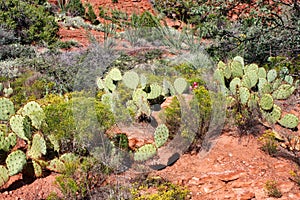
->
(133, 124), (170, 162)
(214, 56), (299, 129)
(96, 67), (189, 120)
(0, 100), (49, 187)
(0, 82), (13, 98)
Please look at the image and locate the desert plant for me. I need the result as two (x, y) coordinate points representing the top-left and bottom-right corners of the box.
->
(0, 0), (59, 45)
(214, 56), (299, 131)
(264, 180), (282, 198)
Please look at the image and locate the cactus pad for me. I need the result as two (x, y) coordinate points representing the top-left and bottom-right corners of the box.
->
(239, 87), (250, 105)
(262, 104), (281, 124)
(0, 165), (9, 187)
(27, 133), (47, 159)
(267, 69), (277, 83)
(154, 124), (169, 148)
(107, 68), (122, 81)
(259, 94), (274, 111)
(284, 75), (293, 85)
(147, 84), (162, 99)
(229, 77), (241, 95)
(233, 56), (244, 67)
(0, 98), (15, 121)
(140, 74), (147, 89)
(47, 158), (65, 173)
(162, 80), (176, 96)
(230, 60), (243, 78)
(0, 132), (17, 151)
(20, 101), (45, 129)
(245, 70), (258, 88)
(174, 78), (187, 94)
(32, 160), (42, 177)
(272, 84), (295, 100)
(257, 67), (267, 79)
(10, 115), (28, 141)
(244, 63), (258, 74)
(6, 150), (26, 176)
(134, 144), (157, 162)
(96, 77), (105, 90)
(213, 69), (225, 85)
(278, 114), (299, 129)
(3, 87), (13, 97)
(123, 71), (139, 90)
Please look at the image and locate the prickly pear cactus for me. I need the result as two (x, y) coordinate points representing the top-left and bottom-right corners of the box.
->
(239, 87), (250, 105)
(19, 101), (45, 129)
(10, 115), (28, 141)
(0, 98), (15, 120)
(229, 77), (241, 95)
(27, 133), (47, 159)
(107, 68), (122, 81)
(6, 150), (27, 176)
(32, 160), (43, 177)
(278, 114), (299, 129)
(261, 104), (281, 124)
(0, 131), (17, 151)
(174, 78), (187, 94)
(154, 124), (169, 148)
(267, 69), (277, 83)
(123, 71), (139, 90)
(0, 165), (9, 187)
(230, 60), (243, 78)
(147, 83), (162, 99)
(259, 94), (274, 111)
(272, 84), (295, 100)
(134, 144), (157, 162)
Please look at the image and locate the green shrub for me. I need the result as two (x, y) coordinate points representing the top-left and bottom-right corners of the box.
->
(0, 0), (59, 45)
(42, 93), (115, 154)
(85, 3), (99, 25)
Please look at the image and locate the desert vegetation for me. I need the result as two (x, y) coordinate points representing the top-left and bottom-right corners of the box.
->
(0, 0), (299, 199)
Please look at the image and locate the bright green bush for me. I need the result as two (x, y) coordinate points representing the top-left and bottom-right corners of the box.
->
(42, 94), (115, 154)
(0, 0), (59, 45)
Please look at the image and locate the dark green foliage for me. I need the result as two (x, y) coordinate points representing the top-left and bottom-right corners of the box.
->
(65, 0), (85, 17)
(0, 0), (59, 45)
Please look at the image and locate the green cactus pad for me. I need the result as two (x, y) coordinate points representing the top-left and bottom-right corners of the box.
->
(233, 56), (244, 67)
(260, 82), (273, 94)
(123, 71), (139, 90)
(32, 160), (42, 177)
(258, 78), (267, 93)
(6, 150), (26, 176)
(0, 98), (15, 121)
(223, 65), (232, 79)
(272, 78), (282, 91)
(0, 83), (2, 92)
(147, 84), (162, 99)
(229, 77), (241, 95)
(48, 134), (60, 152)
(0, 132), (17, 152)
(244, 63), (258, 74)
(272, 84), (295, 100)
(259, 94), (274, 111)
(284, 75), (293, 85)
(47, 158), (65, 173)
(107, 68), (122, 81)
(140, 74), (147, 89)
(245, 69), (258, 88)
(239, 87), (250, 105)
(104, 77), (116, 92)
(267, 69), (277, 83)
(278, 114), (299, 129)
(101, 93), (114, 107)
(27, 134), (47, 159)
(0, 165), (9, 187)
(262, 104), (281, 124)
(247, 94), (259, 109)
(96, 77), (105, 90)
(10, 115), (28, 141)
(230, 60), (243, 78)
(162, 80), (176, 96)
(174, 78), (187, 94)
(134, 144), (157, 162)
(295, 80), (299, 88)
(20, 101), (45, 129)
(217, 61), (226, 70)
(241, 74), (252, 89)
(154, 124), (169, 148)
(133, 88), (148, 103)
(213, 69), (225, 85)
(257, 67), (267, 79)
